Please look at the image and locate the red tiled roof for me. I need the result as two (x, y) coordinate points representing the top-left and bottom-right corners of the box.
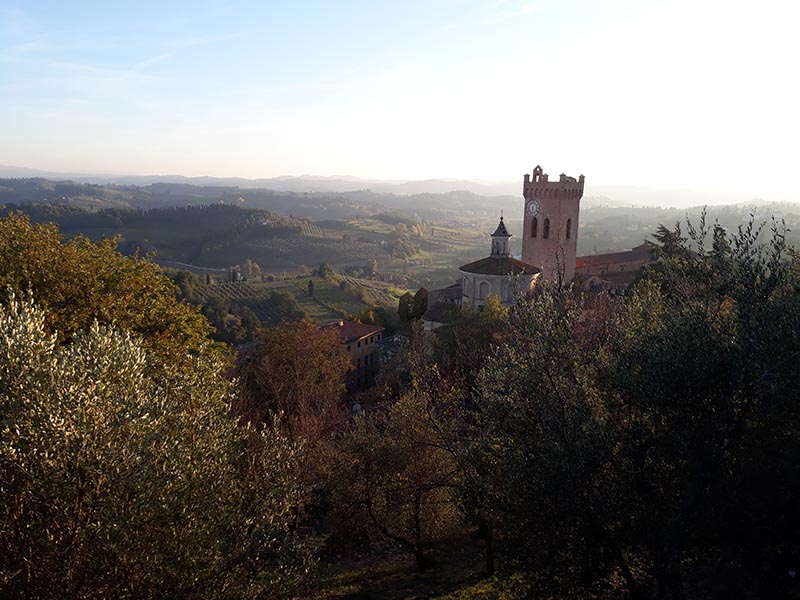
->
(602, 270), (642, 286)
(576, 242), (655, 268)
(459, 256), (540, 276)
(319, 320), (385, 343)
(439, 284), (463, 300)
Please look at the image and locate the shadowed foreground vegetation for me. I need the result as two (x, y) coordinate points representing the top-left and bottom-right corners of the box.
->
(1, 212), (799, 599)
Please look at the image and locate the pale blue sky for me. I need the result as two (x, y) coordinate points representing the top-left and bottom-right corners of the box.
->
(1, 0), (799, 196)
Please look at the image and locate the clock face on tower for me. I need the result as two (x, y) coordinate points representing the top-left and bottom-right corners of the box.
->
(526, 198), (541, 217)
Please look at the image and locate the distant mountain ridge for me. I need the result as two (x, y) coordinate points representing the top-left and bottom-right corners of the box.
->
(0, 165), (522, 197)
(1, 165), (796, 208)
(0, 177), (523, 222)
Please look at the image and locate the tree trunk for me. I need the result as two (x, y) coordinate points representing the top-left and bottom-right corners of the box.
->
(413, 545), (436, 570)
(666, 558), (686, 600)
(365, 499), (433, 571)
(477, 517), (495, 576)
(411, 491), (434, 570)
(612, 544), (644, 600)
(653, 547), (686, 600)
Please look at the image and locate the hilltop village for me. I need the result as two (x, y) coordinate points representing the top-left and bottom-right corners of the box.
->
(421, 166), (656, 328)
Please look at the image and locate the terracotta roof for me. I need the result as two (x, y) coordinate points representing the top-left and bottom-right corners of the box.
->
(319, 320), (385, 343)
(576, 242), (655, 268)
(602, 270), (642, 286)
(459, 256), (540, 276)
(439, 283), (463, 300)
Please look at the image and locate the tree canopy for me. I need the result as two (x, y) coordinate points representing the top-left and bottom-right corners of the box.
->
(0, 296), (312, 599)
(0, 212), (222, 368)
(470, 215), (800, 597)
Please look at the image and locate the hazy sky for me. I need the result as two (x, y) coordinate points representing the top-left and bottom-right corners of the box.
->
(1, 0), (798, 197)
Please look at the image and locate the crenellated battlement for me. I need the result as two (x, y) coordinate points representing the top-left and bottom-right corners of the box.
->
(523, 165), (585, 201)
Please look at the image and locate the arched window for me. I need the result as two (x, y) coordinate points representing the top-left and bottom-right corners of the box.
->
(531, 217), (538, 238)
(566, 218), (572, 239)
(543, 218), (550, 239)
(479, 281), (490, 300)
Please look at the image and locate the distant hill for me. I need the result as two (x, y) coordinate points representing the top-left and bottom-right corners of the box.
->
(0, 165), (521, 197)
(4, 165), (798, 208)
(0, 177), (520, 222)
(4, 180), (799, 285)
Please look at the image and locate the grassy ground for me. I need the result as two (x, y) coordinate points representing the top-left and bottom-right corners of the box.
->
(250, 278), (345, 322)
(198, 275), (399, 324)
(302, 278), (370, 317)
(293, 293), (343, 322)
(347, 219), (398, 235)
(310, 534), (490, 600)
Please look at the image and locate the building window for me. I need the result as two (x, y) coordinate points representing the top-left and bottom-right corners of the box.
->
(357, 341), (361, 347)
(543, 218), (550, 239)
(566, 218), (572, 239)
(531, 217), (538, 238)
(479, 281), (490, 300)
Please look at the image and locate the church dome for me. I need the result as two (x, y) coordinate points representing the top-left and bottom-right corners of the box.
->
(459, 256), (539, 276)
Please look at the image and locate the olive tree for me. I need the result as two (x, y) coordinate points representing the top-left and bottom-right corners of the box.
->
(0, 212), (223, 369)
(0, 296), (313, 599)
(332, 385), (464, 571)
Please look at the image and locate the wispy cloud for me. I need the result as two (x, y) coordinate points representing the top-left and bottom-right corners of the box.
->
(44, 59), (162, 92)
(159, 31), (247, 50)
(132, 52), (173, 71)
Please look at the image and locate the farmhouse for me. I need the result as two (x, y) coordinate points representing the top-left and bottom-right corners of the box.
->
(320, 320), (385, 393)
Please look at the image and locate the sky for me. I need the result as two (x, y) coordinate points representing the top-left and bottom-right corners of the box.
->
(1, 0), (799, 198)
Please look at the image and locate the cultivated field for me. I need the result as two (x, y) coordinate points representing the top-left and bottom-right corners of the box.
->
(190, 274), (407, 326)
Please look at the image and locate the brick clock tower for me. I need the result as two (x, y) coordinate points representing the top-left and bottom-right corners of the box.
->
(521, 165), (584, 284)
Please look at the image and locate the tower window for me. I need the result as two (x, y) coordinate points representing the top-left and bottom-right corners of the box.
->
(543, 218), (550, 239)
(531, 217), (538, 238)
(566, 218), (572, 240)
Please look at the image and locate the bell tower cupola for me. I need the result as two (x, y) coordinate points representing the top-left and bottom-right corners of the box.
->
(490, 214), (511, 257)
